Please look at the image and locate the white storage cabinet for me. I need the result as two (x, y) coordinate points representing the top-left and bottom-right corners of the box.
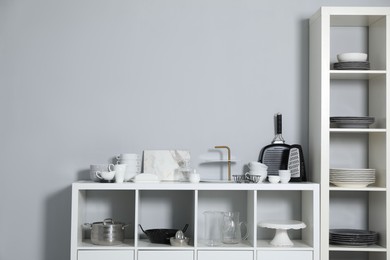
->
(70, 182), (319, 260)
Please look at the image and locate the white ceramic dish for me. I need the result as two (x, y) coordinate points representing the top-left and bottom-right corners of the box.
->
(337, 53), (367, 62)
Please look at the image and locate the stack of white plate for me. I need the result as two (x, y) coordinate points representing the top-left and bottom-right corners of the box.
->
(330, 168), (375, 188)
(116, 154), (141, 181)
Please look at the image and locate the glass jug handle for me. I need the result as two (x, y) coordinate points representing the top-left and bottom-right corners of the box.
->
(240, 222), (248, 240)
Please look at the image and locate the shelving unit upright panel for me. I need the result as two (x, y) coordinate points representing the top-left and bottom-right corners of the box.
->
(369, 133), (387, 188)
(369, 76), (387, 129)
(309, 14), (331, 260)
(369, 16), (387, 70)
(247, 190), (256, 248)
(368, 191), (387, 248)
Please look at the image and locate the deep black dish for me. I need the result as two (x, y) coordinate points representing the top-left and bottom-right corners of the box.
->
(139, 224), (189, 244)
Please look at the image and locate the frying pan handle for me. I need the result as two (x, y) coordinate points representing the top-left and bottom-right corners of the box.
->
(139, 224), (147, 234)
(276, 113), (282, 134)
(182, 224), (189, 233)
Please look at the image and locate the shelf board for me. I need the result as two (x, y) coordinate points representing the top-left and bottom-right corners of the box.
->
(330, 70), (386, 80)
(197, 240), (253, 249)
(257, 240), (313, 250)
(329, 185), (386, 192)
(78, 239), (134, 249)
(137, 239), (194, 249)
(330, 128), (386, 133)
(329, 244), (386, 252)
(73, 181), (319, 191)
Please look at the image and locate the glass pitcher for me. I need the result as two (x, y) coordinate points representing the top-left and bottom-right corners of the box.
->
(222, 211), (248, 244)
(203, 211), (224, 246)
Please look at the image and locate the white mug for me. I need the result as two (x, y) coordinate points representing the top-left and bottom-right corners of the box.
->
(114, 164), (127, 183)
(115, 171), (125, 183)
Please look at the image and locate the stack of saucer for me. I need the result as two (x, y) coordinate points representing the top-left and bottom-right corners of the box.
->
(333, 62), (370, 70)
(330, 116), (375, 128)
(247, 161), (268, 182)
(116, 153), (141, 181)
(330, 168), (376, 188)
(330, 229), (378, 246)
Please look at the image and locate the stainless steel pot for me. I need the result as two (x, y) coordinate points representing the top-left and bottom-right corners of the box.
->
(84, 218), (129, 246)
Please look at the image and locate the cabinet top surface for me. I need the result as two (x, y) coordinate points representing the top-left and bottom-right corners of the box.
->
(72, 181), (318, 191)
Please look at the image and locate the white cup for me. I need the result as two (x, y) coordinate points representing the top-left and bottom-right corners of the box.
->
(278, 170), (291, 183)
(189, 173), (200, 183)
(114, 164), (127, 183)
(278, 170), (291, 178)
(90, 164), (115, 181)
(96, 171), (116, 181)
(268, 175), (280, 184)
(115, 172), (125, 183)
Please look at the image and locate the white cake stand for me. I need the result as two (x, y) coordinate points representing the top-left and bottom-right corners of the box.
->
(258, 220), (306, 246)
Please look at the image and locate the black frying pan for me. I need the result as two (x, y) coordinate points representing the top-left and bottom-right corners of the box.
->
(259, 113), (291, 176)
(258, 113), (307, 181)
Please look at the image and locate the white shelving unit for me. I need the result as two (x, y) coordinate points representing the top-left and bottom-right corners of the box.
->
(309, 6), (390, 260)
(70, 181), (319, 260)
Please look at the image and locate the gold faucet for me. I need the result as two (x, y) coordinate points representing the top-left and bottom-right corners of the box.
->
(214, 145), (231, 181)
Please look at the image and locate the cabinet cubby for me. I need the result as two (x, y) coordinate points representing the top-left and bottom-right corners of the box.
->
(76, 189), (136, 248)
(137, 190), (195, 248)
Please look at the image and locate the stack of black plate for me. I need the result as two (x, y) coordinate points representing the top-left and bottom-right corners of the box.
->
(330, 229), (378, 246)
(334, 62), (370, 70)
(330, 116), (375, 128)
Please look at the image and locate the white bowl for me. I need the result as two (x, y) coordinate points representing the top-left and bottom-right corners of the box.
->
(337, 53), (367, 62)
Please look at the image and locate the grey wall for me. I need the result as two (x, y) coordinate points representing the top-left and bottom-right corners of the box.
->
(0, 1), (389, 259)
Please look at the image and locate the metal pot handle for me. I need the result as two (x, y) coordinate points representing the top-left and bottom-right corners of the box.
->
(122, 224), (129, 230)
(103, 218), (114, 225)
(83, 223), (92, 230)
